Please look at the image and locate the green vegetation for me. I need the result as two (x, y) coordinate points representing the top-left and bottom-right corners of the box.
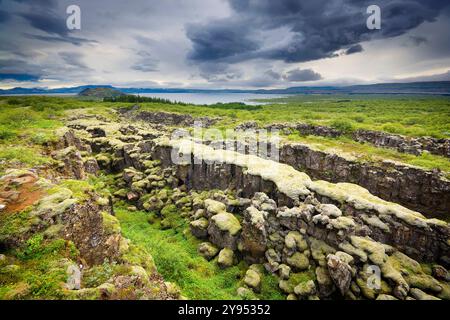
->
(104, 94), (188, 105)
(0, 233), (79, 299)
(0, 94), (449, 175)
(116, 208), (283, 300)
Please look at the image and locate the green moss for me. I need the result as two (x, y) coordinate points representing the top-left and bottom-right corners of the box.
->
(0, 236), (79, 300)
(279, 270), (316, 294)
(116, 208), (283, 300)
(101, 212), (121, 235)
(52, 180), (93, 202)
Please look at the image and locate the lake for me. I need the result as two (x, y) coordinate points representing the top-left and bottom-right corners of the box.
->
(2, 92), (290, 105)
(138, 93), (289, 105)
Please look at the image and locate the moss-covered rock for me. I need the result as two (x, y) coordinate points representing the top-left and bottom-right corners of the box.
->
(310, 238), (336, 267)
(217, 248), (235, 269)
(350, 236), (386, 265)
(244, 269), (261, 292)
(284, 231), (308, 252)
(198, 242), (219, 261)
(190, 218), (209, 239)
(102, 211), (121, 235)
(286, 252), (310, 271)
(208, 212), (241, 249)
(294, 280), (316, 299)
(410, 288), (440, 300)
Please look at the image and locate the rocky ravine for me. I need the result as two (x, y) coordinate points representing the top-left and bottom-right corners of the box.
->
(42, 113), (450, 301)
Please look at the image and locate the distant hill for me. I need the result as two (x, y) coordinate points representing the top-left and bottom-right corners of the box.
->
(1, 81), (450, 96)
(78, 87), (124, 98)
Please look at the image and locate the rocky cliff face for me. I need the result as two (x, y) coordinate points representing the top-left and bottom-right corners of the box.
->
(280, 143), (450, 219)
(238, 121), (450, 158)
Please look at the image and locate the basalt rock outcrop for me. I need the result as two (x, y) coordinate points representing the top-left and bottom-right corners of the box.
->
(352, 129), (450, 158)
(121, 109), (218, 128)
(55, 116), (450, 300)
(237, 121), (450, 158)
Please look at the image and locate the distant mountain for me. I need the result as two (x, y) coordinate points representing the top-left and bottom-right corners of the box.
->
(1, 81), (450, 96)
(78, 87), (124, 98)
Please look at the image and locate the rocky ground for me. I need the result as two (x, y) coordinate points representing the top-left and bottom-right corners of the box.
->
(0, 108), (449, 300)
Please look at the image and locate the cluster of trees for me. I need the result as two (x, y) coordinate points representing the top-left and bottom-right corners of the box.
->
(103, 95), (188, 105)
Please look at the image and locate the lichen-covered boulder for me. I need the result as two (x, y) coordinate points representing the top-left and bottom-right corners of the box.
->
(265, 248), (281, 273)
(241, 206), (268, 261)
(410, 288), (441, 300)
(279, 264), (291, 280)
(217, 248), (235, 269)
(316, 204), (342, 218)
(207, 212), (241, 250)
(315, 266), (335, 297)
(327, 253), (352, 296)
(204, 199), (226, 217)
(310, 238), (336, 267)
(286, 252), (310, 271)
(66, 264), (81, 290)
(433, 265), (450, 281)
(294, 280), (316, 299)
(251, 192), (277, 214)
(244, 269), (261, 292)
(284, 231), (308, 252)
(198, 242), (219, 261)
(190, 218), (209, 239)
(376, 294), (398, 300)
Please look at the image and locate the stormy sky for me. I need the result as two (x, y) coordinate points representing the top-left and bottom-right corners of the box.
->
(0, 0), (450, 89)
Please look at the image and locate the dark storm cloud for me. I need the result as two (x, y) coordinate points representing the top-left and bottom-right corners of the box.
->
(345, 44), (364, 55)
(186, 20), (259, 61)
(187, 0), (450, 64)
(13, 2), (97, 46)
(0, 10), (11, 23)
(283, 68), (322, 82)
(20, 11), (68, 37)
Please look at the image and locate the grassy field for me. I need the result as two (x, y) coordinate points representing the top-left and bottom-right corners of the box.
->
(1, 95), (449, 175)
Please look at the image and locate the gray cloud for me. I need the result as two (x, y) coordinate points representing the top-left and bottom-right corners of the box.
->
(187, 0), (450, 64)
(406, 36), (428, 46)
(0, 58), (47, 80)
(59, 51), (90, 69)
(131, 50), (159, 72)
(283, 68), (323, 82)
(20, 11), (68, 37)
(25, 33), (98, 46)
